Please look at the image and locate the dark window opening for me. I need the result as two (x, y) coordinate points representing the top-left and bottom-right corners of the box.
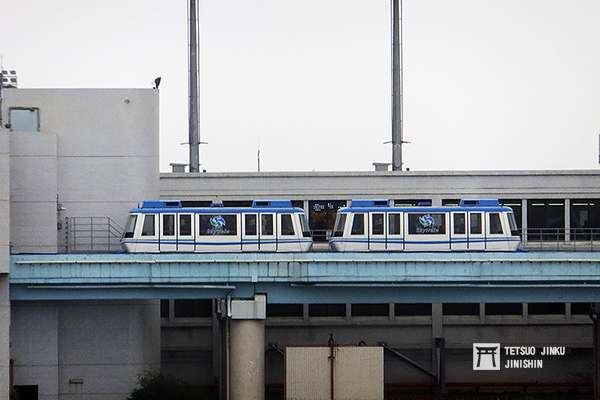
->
(179, 214), (192, 236)
(570, 199), (600, 241)
(141, 214), (155, 236)
(160, 299), (170, 318)
(372, 214), (384, 235)
(174, 299), (212, 318)
(281, 214), (295, 235)
(388, 213), (401, 235)
(489, 213), (503, 234)
(267, 304), (303, 317)
(442, 199), (460, 206)
(291, 200), (304, 210)
(308, 200), (347, 242)
(351, 303), (388, 317)
(261, 214), (274, 235)
(443, 303), (479, 316)
(351, 213), (365, 235)
(223, 200), (252, 207)
(527, 199), (565, 241)
(309, 304), (346, 317)
(395, 303), (432, 316)
(245, 214), (257, 236)
(571, 302), (592, 315)
(395, 199), (432, 207)
(469, 213), (482, 235)
(485, 303), (522, 316)
(528, 303), (565, 315)
(453, 213), (466, 235)
(181, 200), (212, 207)
(162, 214), (175, 236)
(13, 385), (39, 400)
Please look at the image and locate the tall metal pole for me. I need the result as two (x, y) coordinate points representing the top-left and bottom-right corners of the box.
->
(391, 0), (403, 171)
(188, 0), (200, 172)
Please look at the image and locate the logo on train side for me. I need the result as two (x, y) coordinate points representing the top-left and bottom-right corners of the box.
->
(418, 214), (435, 228)
(208, 215), (229, 235)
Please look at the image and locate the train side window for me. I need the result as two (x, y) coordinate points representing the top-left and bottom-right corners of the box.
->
(245, 214), (257, 236)
(163, 214), (175, 236)
(388, 213), (401, 235)
(141, 214), (155, 236)
(179, 214), (192, 236)
(281, 214), (295, 236)
(351, 213), (364, 235)
(124, 215), (137, 238)
(261, 214), (274, 235)
(453, 213), (466, 234)
(489, 213), (503, 234)
(372, 213), (384, 235)
(470, 213), (482, 234)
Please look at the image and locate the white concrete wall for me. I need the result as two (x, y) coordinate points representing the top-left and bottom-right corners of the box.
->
(0, 130), (10, 400)
(3, 88), (159, 253)
(11, 301), (160, 400)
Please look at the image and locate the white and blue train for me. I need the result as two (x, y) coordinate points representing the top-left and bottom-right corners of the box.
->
(329, 199), (521, 252)
(121, 199), (313, 253)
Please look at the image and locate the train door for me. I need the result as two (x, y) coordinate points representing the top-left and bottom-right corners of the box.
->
(486, 212), (506, 251)
(259, 213), (277, 251)
(278, 213), (299, 251)
(139, 213), (158, 252)
(160, 214), (176, 252)
(349, 213), (367, 251)
(242, 213), (259, 252)
(369, 212), (386, 250)
(177, 213), (194, 252)
(450, 212), (467, 251)
(387, 212), (403, 251)
(467, 212), (485, 250)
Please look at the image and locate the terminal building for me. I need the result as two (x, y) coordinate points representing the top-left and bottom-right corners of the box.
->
(1, 87), (600, 399)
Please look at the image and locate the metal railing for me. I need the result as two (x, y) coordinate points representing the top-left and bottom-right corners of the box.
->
(65, 217), (124, 253)
(521, 228), (600, 252)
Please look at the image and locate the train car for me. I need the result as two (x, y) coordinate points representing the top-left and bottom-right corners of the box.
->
(329, 199), (521, 252)
(121, 199), (312, 253)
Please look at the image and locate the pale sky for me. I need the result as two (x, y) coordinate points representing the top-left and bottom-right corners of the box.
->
(2, 0), (600, 172)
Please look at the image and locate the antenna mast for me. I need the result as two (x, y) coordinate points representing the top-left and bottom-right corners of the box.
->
(188, 0), (200, 172)
(391, 0), (403, 171)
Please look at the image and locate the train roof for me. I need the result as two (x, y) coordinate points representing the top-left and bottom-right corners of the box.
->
(339, 198), (513, 213)
(130, 199), (304, 214)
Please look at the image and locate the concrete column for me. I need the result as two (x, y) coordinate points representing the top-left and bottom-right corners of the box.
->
(564, 198), (571, 241)
(0, 277), (9, 400)
(229, 295), (266, 400)
(522, 199), (528, 241)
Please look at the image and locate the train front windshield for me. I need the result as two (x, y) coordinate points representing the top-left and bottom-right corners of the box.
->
(332, 213), (347, 237)
(123, 215), (137, 238)
(508, 213), (519, 236)
(299, 214), (312, 237)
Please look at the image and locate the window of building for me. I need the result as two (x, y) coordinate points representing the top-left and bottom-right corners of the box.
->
(571, 302), (591, 315)
(408, 213), (446, 235)
(351, 213), (365, 235)
(267, 304), (304, 317)
(261, 214), (274, 235)
(489, 213), (503, 234)
(351, 303), (388, 317)
(395, 303), (432, 316)
(244, 214), (257, 235)
(528, 303), (565, 315)
(223, 200), (252, 207)
(453, 213), (466, 234)
(309, 304), (346, 317)
(179, 214), (192, 236)
(395, 199), (432, 207)
(13, 385), (39, 400)
(199, 214), (237, 236)
(443, 303), (479, 316)
(162, 214), (175, 236)
(527, 199), (565, 241)
(281, 214), (295, 235)
(308, 200), (347, 242)
(141, 215), (155, 236)
(470, 213), (482, 234)
(372, 213), (384, 235)
(174, 299), (212, 318)
(388, 213), (401, 235)
(485, 303), (522, 316)
(9, 107), (40, 132)
(442, 199), (460, 206)
(570, 199), (600, 240)
(160, 299), (170, 318)
(291, 200), (304, 210)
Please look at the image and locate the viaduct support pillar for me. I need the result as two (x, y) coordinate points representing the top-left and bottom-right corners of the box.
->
(229, 294), (266, 400)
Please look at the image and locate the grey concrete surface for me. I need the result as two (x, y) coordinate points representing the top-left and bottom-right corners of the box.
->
(230, 320), (265, 400)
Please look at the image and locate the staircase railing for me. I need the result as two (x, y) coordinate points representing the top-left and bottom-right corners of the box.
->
(65, 216), (124, 253)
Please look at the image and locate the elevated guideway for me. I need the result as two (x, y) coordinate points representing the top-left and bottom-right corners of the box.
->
(10, 252), (600, 303)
